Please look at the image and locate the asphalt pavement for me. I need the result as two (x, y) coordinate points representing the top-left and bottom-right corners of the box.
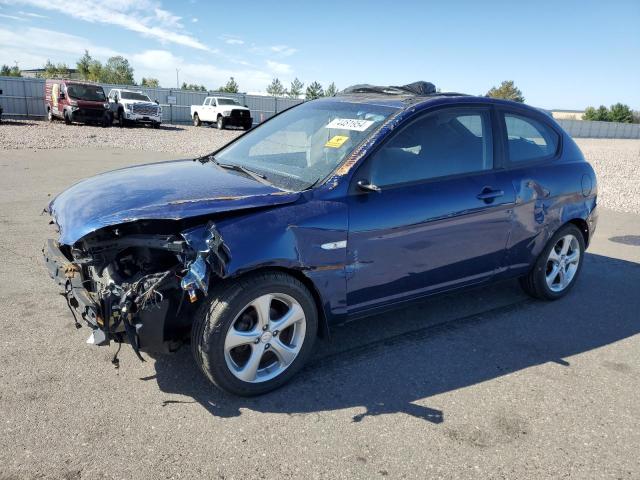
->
(0, 149), (638, 479)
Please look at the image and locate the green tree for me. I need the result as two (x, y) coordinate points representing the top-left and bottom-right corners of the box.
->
(141, 77), (160, 87)
(486, 80), (524, 103)
(76, 50), (93, 80)
(582, 106), (597, 121)
(182, 83), (208, 91)
(584, 105), (610, 121)
(324, 82), (338, 97)
(102, 56), (135, 84)
(42, 60), (69, 78)
(305, 81), (324, 100)
(595, 105), (610, 121)
(288, 77), (304, 98)
(220, 76), (239, 93)
(1, 64), (21, 77)
(266, 78), (286, 96)
(87, 60), (103, 82)
(608, 103), (634, 123)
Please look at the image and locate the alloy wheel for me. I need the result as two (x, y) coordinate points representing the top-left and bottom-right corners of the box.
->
(545, 234), (580, 292)
(224, 293), (306, 383)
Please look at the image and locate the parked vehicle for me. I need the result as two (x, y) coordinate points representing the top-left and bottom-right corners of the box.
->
(0, 88), (3, 123)
(43, 81), (597, 396)
(45, 79), (111, 127)
(108, 89), (162, 128)
(191, 96), (252, 130)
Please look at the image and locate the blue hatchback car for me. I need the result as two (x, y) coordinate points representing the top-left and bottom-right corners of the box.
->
(44, 82), (598, 395)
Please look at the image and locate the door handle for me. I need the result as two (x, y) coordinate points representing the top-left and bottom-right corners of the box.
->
(476, 187), (504, 201)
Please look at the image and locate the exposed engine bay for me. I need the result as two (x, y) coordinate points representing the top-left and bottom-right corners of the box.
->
(43, 220), (229, 363)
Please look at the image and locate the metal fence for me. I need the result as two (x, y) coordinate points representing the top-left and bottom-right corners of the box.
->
(556, 119), (640, 139)
(0, 76), (303, 125)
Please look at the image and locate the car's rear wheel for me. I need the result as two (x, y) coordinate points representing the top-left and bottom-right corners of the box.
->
(47, 108), (54, 122)
(193, 113), (201, 127)
(217, 115), (225, 130)
(520, 223), (585, 300)
(191, 272), (318, 396)
(243, 122), (252, 131)
(63, 110), (71, 125)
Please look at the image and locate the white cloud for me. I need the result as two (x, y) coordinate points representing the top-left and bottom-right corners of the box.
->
(18, 10), (46, 17)
(266, 60), (292, 75)
(131, 49), (274, 92)
(0, 0), (211, 51)
(225, 38), (244, 45)
(191, 17), (198, 23)
(0, 12), (24, 20)
(270, 45), (297, 57)
(0, 26), (120, 68)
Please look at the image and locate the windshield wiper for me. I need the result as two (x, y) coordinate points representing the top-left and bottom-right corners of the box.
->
(214, 160), (271, 185)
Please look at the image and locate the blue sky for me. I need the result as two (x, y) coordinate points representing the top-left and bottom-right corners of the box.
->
(0, 0), (638, 109)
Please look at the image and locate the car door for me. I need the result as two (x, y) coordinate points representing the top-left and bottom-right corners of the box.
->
(208, 98), (217, 122)
(346, 105), (516, 314)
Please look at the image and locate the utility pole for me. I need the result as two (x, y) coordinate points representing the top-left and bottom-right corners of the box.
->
(176, 68), (180, 89)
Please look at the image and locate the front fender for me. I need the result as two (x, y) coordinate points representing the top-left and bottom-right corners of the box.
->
(214, 196), (349, 325)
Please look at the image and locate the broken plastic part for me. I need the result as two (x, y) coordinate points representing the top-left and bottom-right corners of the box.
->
(180, 222), (228, 298)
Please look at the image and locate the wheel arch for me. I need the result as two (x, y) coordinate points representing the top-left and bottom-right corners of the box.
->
(567, 218), (590, 247)
(226, 266), (331, 339)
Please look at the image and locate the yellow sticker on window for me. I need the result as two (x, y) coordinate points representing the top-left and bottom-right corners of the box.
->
(325, 135), (349, 148)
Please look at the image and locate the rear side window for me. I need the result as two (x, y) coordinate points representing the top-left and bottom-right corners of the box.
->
(504, 113), (559, 163)
(368, 107), (493, 187)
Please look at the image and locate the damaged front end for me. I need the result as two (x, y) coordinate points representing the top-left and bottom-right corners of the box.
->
(43, 221), (229, 360)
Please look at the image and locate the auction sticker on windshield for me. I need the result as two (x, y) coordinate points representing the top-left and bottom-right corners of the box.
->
(325, 135), (349, 148)
(326, 118), (375, 131)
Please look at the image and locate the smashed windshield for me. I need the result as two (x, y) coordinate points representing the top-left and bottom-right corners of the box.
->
(214, 99), (398, 190)
(66, 84), (105, 102)
(217, 98), (240, 106)
(121, 91), (151, 101)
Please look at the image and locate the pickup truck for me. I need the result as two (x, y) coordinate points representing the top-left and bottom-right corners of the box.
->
(108, 89), (162, 128)
(190, 96), (252, 130)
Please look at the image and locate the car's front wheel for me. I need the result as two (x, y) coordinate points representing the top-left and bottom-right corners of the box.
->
(193, 113), (201, 127)
(520, 223), (585, 300)
(192, 272), (318, 396)
(217, 115), (225, 130)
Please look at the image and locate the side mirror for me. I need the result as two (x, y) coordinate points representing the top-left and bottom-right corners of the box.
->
(357, 180), (382, 193)
(155, 100), (159, 105)
(244, 104), (249, 108)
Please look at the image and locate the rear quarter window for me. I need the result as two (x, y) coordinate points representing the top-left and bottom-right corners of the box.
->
(503, 113), (559, 163)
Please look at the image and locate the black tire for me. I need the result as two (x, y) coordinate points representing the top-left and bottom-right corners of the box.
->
(152, 122), (161, 129)
(193, 113), (201, 127)
(519, 223), (585, 300)
(47, 108), (54, 122)
(243, 122), (252, 131)
(102, 112), (111, 128)
(217, 115), (225, 130)
(118, 109), (126, 128)
(191, 272), (318, 396)
(63, 110), (71, 125)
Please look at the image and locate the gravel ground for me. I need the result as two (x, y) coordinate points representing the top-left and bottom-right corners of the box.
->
(0, 119), (639, 213)
(0, 118), (242, 157)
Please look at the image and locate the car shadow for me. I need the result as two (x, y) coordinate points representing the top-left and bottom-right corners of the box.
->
(148, 252), (640, 423)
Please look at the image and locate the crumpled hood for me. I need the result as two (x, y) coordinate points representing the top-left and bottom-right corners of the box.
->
(49, 159), (300, 245)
